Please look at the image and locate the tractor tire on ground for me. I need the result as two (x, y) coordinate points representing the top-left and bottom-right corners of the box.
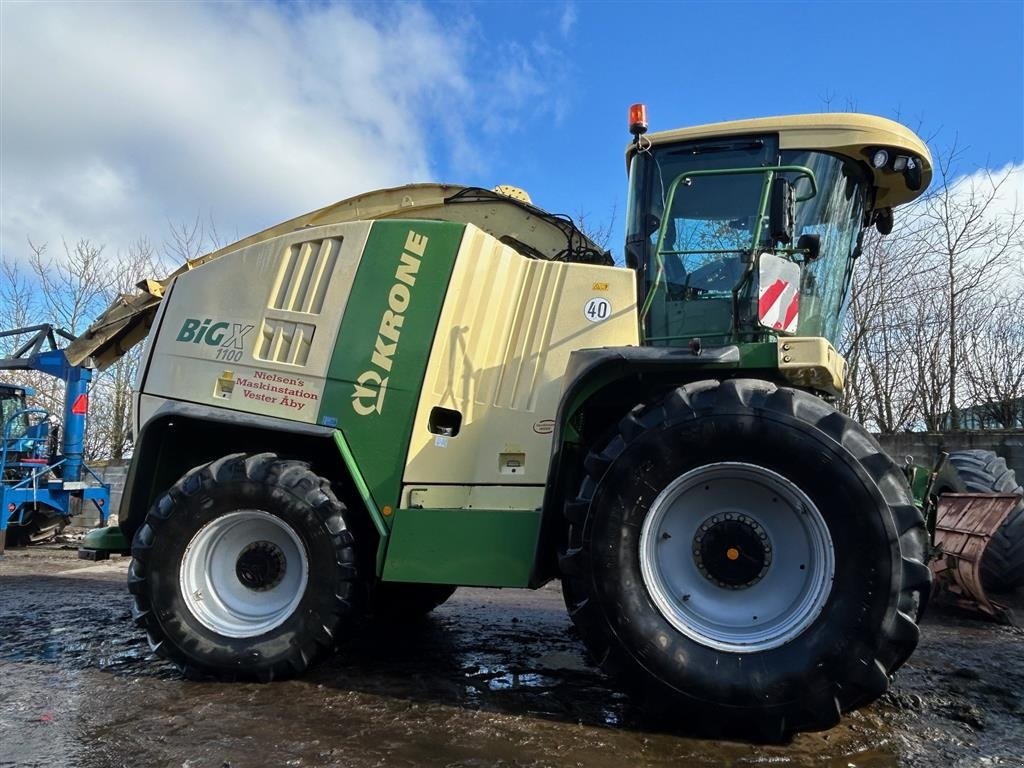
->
(560, 379), (930, 738)
(370, 582), (457, 619)
(128, 453), (360, 681)
(5, 512), (67, 547)
(944, 450), (1024, 592)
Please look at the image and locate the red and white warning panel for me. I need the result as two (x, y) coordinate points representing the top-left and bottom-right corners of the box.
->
(757, 253), (801, 335)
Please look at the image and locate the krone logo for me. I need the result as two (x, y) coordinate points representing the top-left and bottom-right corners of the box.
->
(350, 229), (429, 416)
(350, 370), (389, 415)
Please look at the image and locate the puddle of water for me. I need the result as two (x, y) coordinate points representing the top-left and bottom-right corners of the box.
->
(483, 671), (562, 691)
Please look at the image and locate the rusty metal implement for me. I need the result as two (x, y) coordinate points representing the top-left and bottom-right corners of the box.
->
(931, 493), (1021, 620)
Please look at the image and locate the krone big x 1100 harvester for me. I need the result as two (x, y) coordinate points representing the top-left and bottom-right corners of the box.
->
(73, 108), (1022, 737)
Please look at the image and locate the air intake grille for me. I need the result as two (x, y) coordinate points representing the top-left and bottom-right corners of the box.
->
(271, 238), (340, 314)
(256, 319), (316, 366)
(255, 236), (339, 365)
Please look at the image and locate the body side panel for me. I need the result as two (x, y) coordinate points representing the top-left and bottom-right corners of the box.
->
(401, 225), (639, 489)
(382, 507), (541, 586)
(140, 221), (373, 425)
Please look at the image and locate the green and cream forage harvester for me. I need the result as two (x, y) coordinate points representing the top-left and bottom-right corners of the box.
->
(74, 106), (1023, 737)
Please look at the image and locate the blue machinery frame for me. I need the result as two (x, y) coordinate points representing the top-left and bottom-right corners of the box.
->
(0, 327), (111, 552)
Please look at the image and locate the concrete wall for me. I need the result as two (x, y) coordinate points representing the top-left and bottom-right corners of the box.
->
(875, 431), (1024, 485)
(81, 460), (129, 526)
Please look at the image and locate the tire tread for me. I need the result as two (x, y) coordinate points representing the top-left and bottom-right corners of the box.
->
(128, 452), (359, 681)
(560, 379), (929, 736)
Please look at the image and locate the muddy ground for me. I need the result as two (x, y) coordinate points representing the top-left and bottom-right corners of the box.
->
(1, 541), (1022, 768)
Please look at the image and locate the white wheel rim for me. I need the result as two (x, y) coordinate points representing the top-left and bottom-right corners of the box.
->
(180, 510), (309, 638)
(639, 462), (834, 652)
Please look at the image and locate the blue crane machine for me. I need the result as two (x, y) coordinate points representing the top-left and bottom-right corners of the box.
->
(1, 325), (110, 552)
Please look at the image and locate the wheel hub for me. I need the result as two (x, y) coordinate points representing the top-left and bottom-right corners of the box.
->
(694, 513), (771, 589)
(179, 510), (309, 639)
(638, 462), (835, 652)
(235, 540), (287, 592)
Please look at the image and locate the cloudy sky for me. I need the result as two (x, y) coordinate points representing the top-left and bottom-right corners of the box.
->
(1, 1), (1021, 266)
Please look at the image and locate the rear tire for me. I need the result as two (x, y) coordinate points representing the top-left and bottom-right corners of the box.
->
(5, 511), (67, 546)
(943, 450), (1024, 591)
(128, 453), (360, 681)
(560, 379), (930, 737)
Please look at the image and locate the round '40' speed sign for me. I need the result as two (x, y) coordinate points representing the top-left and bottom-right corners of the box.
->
(584, 297), (611, 323)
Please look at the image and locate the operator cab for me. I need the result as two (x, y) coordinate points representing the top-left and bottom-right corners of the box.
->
(624, 110), (932, 348)
(1, 384), (49, 468)
(1, 384), (30, 442)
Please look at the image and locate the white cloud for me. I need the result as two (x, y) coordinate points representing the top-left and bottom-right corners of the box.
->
(944, 162), (1023, 229)
(0, 3), (586, 269)
(0, 2), (475, 263)
(898, 162), (1024, 288)
(946, 162), (1024, 283)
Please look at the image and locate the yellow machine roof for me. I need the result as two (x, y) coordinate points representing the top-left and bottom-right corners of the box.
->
(627, 113), (932, 209)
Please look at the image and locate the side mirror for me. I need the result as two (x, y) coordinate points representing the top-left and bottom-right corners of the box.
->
(769, 177), (794, 245)
(796, 233), (821, 261)
(875, 207), (894, 236)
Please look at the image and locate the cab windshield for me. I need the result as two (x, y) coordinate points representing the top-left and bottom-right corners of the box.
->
(626, 135), (867, 346)
(1, 389), (29, 439)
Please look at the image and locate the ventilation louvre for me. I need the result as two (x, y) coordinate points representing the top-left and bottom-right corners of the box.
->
(272, 238), (340, 314)
(256, 236), (339, 366)
(256, 319), (316, 366)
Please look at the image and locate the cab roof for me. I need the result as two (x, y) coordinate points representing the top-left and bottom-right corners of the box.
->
(626, 112), (932, 209)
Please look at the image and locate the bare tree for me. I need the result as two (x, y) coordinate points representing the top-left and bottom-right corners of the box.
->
(87, 237), (166, 459)
(0, 258), (33, 332)
(841, 228), (926, 431)
(961, 292), (1024, 428)
(573, 204), (618, 255)
(842, 146), (1023, 433)
(906, 291), (953, 431)
(0, 258), (52, 432)
(164, 213), (225, 264)
(3, 233), (172, 460)
(27, 237), (111, 334)
(911, 151), (1024, 429)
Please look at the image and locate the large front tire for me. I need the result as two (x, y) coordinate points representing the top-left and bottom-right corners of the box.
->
(129, 453), (360, 681)
(560, 379), (930, 737)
